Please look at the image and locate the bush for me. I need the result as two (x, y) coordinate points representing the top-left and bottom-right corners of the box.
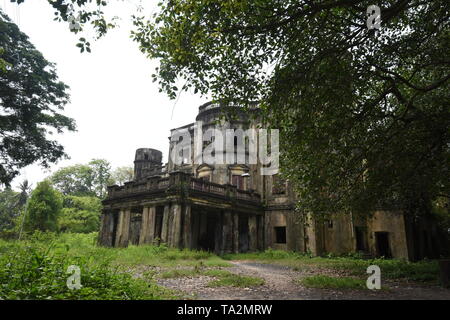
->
(300, 275), (366, 290)
(0, 242), (175, 300)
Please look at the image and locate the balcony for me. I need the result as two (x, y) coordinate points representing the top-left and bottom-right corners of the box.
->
(105, 171), (261, 204)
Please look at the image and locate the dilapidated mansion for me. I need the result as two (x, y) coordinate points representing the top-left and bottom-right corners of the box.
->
(98, 102), (446, 260)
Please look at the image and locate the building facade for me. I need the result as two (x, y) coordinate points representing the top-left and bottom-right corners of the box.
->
(98, 102), (445, 260)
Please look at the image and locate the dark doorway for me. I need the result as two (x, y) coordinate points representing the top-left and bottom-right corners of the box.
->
(274, 227), (286, 244)
(111, 212), (119, 247)
(198, 213), (217, 252)
(375, 232), (392, 258)
(239, 215), (249, 252)
(155, 206), (164, 242)
(355, 227), (368, 252)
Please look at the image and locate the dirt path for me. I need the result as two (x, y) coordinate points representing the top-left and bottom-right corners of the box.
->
(156, 260), (450, 300)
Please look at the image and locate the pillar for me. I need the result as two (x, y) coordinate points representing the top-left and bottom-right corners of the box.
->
(233, 212), (239, 253)
(114, 209), (124, 248)
(257, 215), (264, 251)
(161, 203), (170, 244)
(264, 211), (272, 249)
(222, 211), (233, 253)
(115, 209), (131, 248)
(120, 209), (131, 247)
(139, 206), (156, 245)
(248, 215), (257, 251)
(169, 203), (182, 248)
(183, 204), (192, 249)
(139, 207), (149, 245)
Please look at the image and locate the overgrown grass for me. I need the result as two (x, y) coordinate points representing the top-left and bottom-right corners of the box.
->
(225, 249), (440, 283)
(0, 232), (232, 299)
(207, 274), (265, 288)
(159, 267), (233, 279)
(158, 265), (264, 288)
(0, 243), (177, 299)
(299, 275), (366, 290)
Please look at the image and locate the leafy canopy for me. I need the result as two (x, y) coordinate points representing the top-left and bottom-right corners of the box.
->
(9, 1), (449, 216)
(24, 180), (62, 232)
(59, 195), (101, 233)
(50, 159), (111, 198)
(0, 10), (75, 186)
(130, 0), (449, 216)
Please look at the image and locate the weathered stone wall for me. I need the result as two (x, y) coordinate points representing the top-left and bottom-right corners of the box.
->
(367, 211), (409, 259)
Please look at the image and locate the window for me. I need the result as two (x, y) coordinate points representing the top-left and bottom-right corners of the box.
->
(274, 227), (287, 244)
(232, 175), (244, 189)
(272, 174), (286, 195)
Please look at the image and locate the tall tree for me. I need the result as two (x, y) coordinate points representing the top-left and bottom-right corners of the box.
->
(109, 166), (134, 186)
(50, 164), (94, 196)
(0, 10), (76, 186)
(129, 0), (449, 218)
(88, 159), (111, 198)
(59, 195), (101, 233)
(50, 159), (111, 198)
(9, 1), (449, 218)
(0, 187), (19, 232)
(24, 180), (62, 232)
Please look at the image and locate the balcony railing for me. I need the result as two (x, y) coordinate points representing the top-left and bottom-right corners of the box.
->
(106, 172), (260, 203)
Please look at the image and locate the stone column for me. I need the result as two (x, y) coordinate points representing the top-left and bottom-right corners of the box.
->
(214, 214), (222, 255)
(222, 211), (233, 253)
(114, 209), (125, 248)
(98, 211), (108, 246)
(161, 203), (171, 244)
(120, 209), (131, 247)
(182, 204), (192, 249)
(147, 206), (156, 243)
(139, 207), (149, 245)
(257, 215), (264, 251)
(233, 212), (239, 253)
(248, 215), (257, 251)
(139, 206), (156, 245)
(170, 203), (182, 248)
(264, 211), (272, 249)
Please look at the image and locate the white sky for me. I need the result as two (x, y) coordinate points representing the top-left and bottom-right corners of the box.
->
(1, 0), (208, 190)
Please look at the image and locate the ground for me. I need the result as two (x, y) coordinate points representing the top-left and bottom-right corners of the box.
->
(1, 233), (449, 300)
(145, 260), (450, 300)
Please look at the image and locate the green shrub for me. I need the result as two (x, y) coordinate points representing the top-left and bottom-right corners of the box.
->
(0, 243), (175, 300)
(300, 275), (366, 289)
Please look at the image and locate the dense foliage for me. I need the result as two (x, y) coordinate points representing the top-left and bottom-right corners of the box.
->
(130, 0), (449, 218)
(59, 195), (101, 233)
(24, 180), (62, 232)
(50, 159), (111, 198)
(8, 1), (448, 219)
(0, 233), (175, 300)
(0, 10), (75, 186)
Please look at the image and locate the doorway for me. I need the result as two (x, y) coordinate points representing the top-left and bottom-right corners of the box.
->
(375, 232), (392, 258)
(355, 227), (368, 252)
(111, 212), (119, 247)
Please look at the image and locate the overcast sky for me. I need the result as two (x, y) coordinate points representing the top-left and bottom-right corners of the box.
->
(1, 0), (208, 189)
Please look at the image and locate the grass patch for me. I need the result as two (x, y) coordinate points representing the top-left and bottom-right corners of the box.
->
(299, 275), (366, 290)
(207, 274), (265, 288)
(158, 266), (264, 288)
(0, 243), (178, 300)
(227, 249), (440, 283)
(0, 232), (232, 299)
